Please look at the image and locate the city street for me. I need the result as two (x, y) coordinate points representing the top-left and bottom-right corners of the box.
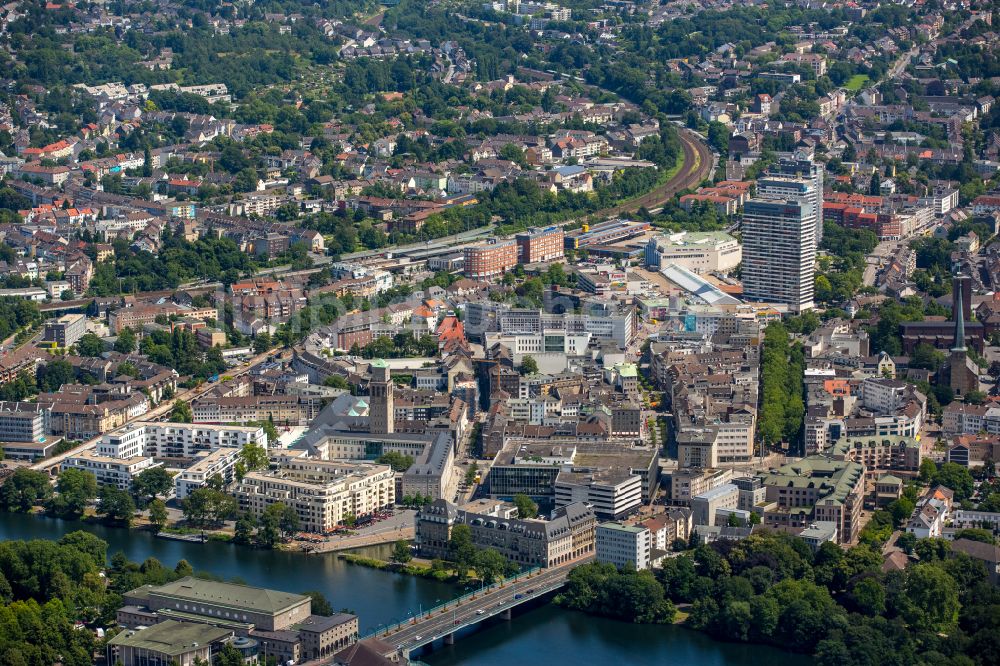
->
(862, 239), (903, 287)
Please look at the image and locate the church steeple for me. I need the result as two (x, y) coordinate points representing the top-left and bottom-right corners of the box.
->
(952, 281), (966, 352)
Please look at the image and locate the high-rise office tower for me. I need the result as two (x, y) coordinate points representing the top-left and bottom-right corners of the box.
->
(369, 359), (394, 434)
(766, 154), (824, 244)
(742, 175), (817, 313)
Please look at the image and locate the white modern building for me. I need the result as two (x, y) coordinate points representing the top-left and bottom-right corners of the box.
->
(554, 469), (643, 519)
(63, 450), (157, 490)
(483, 331), (592, 356)
(741, 175), (818, 312)
(691, 483), (740, 527)
(766, 155), (824, 243)
(236, 455), (395, 533)
(644, 231), (742, 274)
(860, 378), (909, 414)
(44, 313), (87, 349)
(175, 447), (241, 500)
(0, 402), (48, 443)
(596, 522), (652, 570)
(98, 422), (268, 459)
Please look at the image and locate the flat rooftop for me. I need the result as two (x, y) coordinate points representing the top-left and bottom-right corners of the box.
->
(108, 620), (231, 655)
(135, 576), (308, 614)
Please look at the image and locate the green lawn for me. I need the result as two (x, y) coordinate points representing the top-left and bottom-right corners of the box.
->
(845, 75), (870, 92)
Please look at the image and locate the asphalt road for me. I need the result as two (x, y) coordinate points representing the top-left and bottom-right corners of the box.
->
(371, 557), (590, 654)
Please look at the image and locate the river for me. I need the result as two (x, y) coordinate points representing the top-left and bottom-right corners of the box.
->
(0, 513), (807, 666)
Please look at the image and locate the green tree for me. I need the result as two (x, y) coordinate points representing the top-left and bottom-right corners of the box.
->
(376, 451), (415, 472)
(887, 497), (916, 526)
(849, 576), (886, 616)
(932, 462), (974, 500)
(256, 503), (290, 548)
(76, 333), (105, 357)
(114, 327), (136, 353)
(97, 485), (136, 525)
(391, 540), (413, 565)
(0, 468), (52, 512)
(448, 523), (476, 575)
(37, 359), (76, 392)
(965, 389), (987, 405)
(214, 643), (245, 666)
(323, 374), (349, 390)
(253, 331), (272, 354)
(903, 563), (960, 631)
(475, 548), (511, 585)
(914, 538), (951, 563)
(170, 399), (193, 423)
(302, 590), (335, 616)
(897, 531), (917, 554)
(513, 493), (538, 519)
(233, 513), (256, 545)
(132, 467), (173, 506)
(918, 458), (937, 483)
(520, 355), (538, 375)
(275, 503), (300, 537)
(255, 502), (299, 549)
(47, 468), (97, 520)
(239, 442), (269, 473)
(952, 528), (996, 544)
(182, 487), (236, 527)
(147, 498), (168, 531)
(559, 562), (675, 624)
(909, 343), (945, 370)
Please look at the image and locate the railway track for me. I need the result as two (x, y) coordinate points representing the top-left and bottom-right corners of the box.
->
(594, 129), (713, 218)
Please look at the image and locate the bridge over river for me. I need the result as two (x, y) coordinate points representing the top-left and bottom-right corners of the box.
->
(357, 557), (590, 660)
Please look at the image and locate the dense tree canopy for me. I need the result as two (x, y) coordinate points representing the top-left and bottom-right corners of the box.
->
(564, 531), (998, 665)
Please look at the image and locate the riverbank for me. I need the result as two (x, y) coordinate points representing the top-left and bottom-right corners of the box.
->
(340, 552), (459, 583)
(291, 524), (415, 553)
(21, 505), (240, 543)
(0, 512), (809, 666)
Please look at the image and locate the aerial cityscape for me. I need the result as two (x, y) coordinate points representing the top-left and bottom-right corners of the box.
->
(0, 0), (998, 664)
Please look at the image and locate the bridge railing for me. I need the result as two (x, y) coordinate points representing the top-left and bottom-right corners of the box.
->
(360, 565), (545, 639)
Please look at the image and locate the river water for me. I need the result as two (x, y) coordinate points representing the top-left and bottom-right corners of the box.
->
(0, 513), (807, 666)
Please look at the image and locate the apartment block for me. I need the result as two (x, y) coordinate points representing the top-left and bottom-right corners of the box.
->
(464, 239), (518, 279)
(63, 450), (157, 490)
(596, 522), (652, 570)
(174, 447), (241, 500)
(515, 226), (565, 263)
(0, 401), (47, 442)
(98, 422), (268, 459)
(192, 395), (323, 426)
(236, 456), (395, 533)
(741, 175), (818, 312)
(44, 313), (87, 348)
